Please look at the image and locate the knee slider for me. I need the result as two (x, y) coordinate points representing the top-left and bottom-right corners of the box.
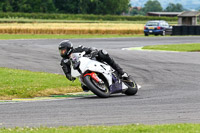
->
(101, 49), (108, 55)
(99, 49), (109, 58)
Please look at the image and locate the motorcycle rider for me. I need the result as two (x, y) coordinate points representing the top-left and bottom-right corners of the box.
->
(58, 40), (129, 91)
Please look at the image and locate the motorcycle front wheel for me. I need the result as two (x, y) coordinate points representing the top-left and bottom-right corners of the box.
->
(83, 74), (110, 98)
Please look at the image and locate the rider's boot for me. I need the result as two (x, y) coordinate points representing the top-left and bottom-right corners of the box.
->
(110, 60), (130, 80)
(97, 49), (130, 80)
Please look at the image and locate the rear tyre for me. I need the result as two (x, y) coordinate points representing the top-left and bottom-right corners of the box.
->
(145, 33), (149, 36)
(123, 77), (138, 96)
(84, 75), (110, 98)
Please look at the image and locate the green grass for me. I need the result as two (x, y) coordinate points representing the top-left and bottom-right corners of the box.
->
(0, 12), (178, 22)
(142, 43), (200, 52)
(0, 124), (200, 133)
(0, 18), (178, 25)
(0, 67), (81, 99)
(0, 34), (144, 40)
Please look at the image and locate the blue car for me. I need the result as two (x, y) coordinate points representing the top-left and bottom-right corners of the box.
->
(144, 20), (172, 36)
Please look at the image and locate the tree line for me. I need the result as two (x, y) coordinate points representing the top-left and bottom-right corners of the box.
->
(0, 0), (130, 15)
(0, 0), (188, 16)
(131, 0), (184, 16)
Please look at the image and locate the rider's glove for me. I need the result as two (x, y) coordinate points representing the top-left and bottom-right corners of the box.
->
(90, 51), (98, 58)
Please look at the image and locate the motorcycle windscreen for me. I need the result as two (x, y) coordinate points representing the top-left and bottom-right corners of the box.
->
(71, 65), (81, 77)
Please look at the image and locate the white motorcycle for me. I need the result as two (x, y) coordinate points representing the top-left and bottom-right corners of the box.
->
(70, 52), (138, 98)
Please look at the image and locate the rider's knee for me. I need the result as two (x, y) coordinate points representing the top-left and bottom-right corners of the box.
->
(98, 49), (109, 58)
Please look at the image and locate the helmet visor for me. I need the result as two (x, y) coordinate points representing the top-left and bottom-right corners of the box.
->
(59, 49), (66, 56)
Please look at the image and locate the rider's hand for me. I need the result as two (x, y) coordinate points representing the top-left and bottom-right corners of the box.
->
(90, 51), (98, 58)
(71, 77), (76, 82)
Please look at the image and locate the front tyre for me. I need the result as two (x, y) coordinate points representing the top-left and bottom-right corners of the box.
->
(84, 75), (110, 98)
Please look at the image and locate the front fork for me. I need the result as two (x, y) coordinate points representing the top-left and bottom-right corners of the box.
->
(83, 72), (103, 84)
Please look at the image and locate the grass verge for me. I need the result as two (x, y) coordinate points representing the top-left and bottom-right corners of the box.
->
(142, 43), (200, 52)
(0, 12), (178, 22)
(0, 34), (144, 40)
(0, 67), (81, 100)
(0, 124), (200, 133)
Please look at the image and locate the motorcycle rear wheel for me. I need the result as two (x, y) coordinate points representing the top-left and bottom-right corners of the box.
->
(123, 77), (138, 96)
(84, 75), (110, 98)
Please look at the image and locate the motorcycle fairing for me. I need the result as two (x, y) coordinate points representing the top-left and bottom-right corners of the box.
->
(79, 57), (113, 86)
(70, 52), (129, 93)
(109, 74), (122, 94)
(109, 74), (128, 94)
(84, 72), (100, 83)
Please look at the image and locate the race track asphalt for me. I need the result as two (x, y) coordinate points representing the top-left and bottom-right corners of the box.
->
(0, 36), (200, 127)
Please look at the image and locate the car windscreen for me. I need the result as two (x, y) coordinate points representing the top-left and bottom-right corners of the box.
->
(146, 22), (159, 26)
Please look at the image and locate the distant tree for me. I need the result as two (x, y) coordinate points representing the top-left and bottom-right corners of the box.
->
(27, 0), (56, 13)
(54, 0), (79, 13)
(142, 0), (163, 14)
(8, 0), (26, 12)
(99, 0), (130, 15)
(175, 3), (184, 12)
(130, 8), (139, 15)
(165, 3), (184, 12)
(0, 0), (130, 14)
(79, 0), (92, 14)
(20, 0), (41, 13)
(115, 0), (130, 14)
(0, 2), (3, 11)
(165, 3), (175, 12)
(0, 0), (56, 13)
(79, 0), (130, 15)
(89, 0), (102, 14)
(130, 8), (145, 16)
(1, 0), (13, 12)
(40, 0), (56, 13)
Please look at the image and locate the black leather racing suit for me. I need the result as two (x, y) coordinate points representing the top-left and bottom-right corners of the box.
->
(60, 45), (124, 81)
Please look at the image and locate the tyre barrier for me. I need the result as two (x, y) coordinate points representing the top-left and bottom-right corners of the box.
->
(172, 26), (200, 35)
